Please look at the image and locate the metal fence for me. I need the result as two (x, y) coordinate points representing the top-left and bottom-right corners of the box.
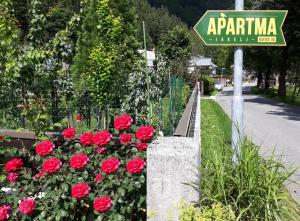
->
(0, 75), (192, 135)
(154, 76), (192, 136)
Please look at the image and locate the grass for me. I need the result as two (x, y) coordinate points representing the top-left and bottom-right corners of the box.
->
(252, 86), (300, 107)
(199, 99), (300, 221)
(210, 90), (218, 96)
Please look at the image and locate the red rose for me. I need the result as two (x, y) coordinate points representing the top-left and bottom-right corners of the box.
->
(18, 198), (35, 215)
(93, 130), (111, 147)
(6, 172), (19, 183)
(101, 158), (120, 174)
(79, 132), (94, 146)
(95, 174), (103, 183)
(33, 170), (44, 179)
(71, 183), (90, 199)
(76, 115), (81, 121)
(126, 157), (145, 174)
(96, 147), (107, 154)
(38, 170), (44, 178)
(43, 157), (61, 174)
(36, 140), (54, 157)
(114, 114), (133, 130)
(119, 133), (133, 145)
(93, 196), (112, 212)
(70, 153), (89, 169)
(5, 159), (23, 172)
(0, 205), (11, 220)
(62, 128), (76, 140)
(136, 126), (155, 141)
(136, 143), (148, 151)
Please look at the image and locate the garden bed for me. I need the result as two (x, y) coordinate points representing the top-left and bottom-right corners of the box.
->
(0, 114), (154, 220)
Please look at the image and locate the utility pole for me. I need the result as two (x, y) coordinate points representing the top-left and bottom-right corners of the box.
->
(231, 0), (244, 162)
(143, 21), (152, 122)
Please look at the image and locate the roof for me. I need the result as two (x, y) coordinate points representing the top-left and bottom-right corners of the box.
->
(138, 50), (156, 67)
(189, 55), (218, 68)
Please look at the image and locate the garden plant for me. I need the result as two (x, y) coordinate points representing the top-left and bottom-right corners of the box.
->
(0, 114), (155, 220)
(197, 99), (300, 221)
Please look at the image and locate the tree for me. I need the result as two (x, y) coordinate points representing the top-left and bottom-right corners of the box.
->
(158, 26), (192, 77)
(134, 0), (186, 47)
(246, 0), (300, 97)
(72, 0), (140, 111)
(148, 0), (234, 26)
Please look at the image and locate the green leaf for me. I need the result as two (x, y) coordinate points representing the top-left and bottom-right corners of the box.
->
(53, 123), (62, 128)
(83, 171), (89, 179)
(23, 174), (32, 180)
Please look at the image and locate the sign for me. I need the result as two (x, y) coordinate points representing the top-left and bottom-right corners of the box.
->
(194, 10), (287, 46)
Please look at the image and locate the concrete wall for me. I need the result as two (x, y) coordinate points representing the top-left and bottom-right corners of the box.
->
(147, 90), (201, 221)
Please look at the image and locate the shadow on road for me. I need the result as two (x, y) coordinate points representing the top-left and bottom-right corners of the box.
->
(244, 96), (300, 122)
(219, 86), (300, 121)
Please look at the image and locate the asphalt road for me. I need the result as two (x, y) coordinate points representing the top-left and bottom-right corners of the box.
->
(215, 83), (300, 201)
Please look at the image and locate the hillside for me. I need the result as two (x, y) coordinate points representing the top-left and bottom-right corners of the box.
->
(148, 0), (234, 26)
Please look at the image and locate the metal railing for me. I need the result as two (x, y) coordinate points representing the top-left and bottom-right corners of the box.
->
(173, 82), (200, 137)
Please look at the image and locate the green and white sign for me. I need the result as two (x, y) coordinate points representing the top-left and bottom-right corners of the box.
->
(194, 10), (287, 46)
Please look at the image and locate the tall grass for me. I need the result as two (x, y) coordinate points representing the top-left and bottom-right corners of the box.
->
(200, 99), (300, 221)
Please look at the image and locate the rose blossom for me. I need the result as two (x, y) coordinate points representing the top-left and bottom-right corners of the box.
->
(119, 133), (133, 145)
(6, 172), (19, 183)
(93, 196), (112, 212)
(62, 128), (76, 140)
(71, 183), (90, 199)
(36, 140), (54, 157)
(79, 132), (94, 146)
(136, 143), (148, 151)
(38, 170), (44, 178)
(43, 157), (62, 174)
(0, 205), (11, 220)
(126, 157), (145, 174)
(70, 153), (89, 170)
(33, 170), (44, 179)
(101, 158), (120, 174)
(96, 147), (107, 154)
(76, 115), (81, 121)
(93, 130), (112, 147)
(95, 174), (103, 183)
(5, 159), (23, 172)
(114, 114), (133, 130)
(18, 198), (36, 215)
(135, 126), (155, 141)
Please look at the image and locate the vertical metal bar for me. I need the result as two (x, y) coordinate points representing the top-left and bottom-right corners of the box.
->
(143, 21), (151, 123)
(231, 0), (244, 163)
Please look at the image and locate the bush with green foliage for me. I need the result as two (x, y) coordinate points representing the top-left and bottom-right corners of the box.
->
(179, 202), (235, 221)
(201, 75), (215, 96)
(0, 114), (154, 220)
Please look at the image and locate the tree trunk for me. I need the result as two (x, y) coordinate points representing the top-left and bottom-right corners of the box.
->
(292, 85), (297, 102)
(264, 62), (272, 90)
(257, 72), (263, 88)
(51, 83), (59, 123)
(278, 48), (288, 97)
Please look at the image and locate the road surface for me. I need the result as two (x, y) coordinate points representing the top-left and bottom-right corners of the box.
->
(215, 84), (300, 201)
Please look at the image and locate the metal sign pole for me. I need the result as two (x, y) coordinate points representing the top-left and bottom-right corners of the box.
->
(231, 0), (244, 163)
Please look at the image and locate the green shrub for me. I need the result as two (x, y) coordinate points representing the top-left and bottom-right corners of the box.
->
(179, 202), (236, 221)
(201, 75), (214, 96)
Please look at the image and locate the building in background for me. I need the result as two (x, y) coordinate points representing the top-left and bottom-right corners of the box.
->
(138, 49), (156, 67)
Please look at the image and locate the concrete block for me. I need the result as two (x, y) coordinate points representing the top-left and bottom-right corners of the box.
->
(147, 89), (201, 221)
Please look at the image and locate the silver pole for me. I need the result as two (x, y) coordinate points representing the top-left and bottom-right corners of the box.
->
(231, 0), (244, 162)
(143, 21), (152, 122)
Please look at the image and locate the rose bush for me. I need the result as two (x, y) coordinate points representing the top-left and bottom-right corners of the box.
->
(0, 114), (155, 220)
